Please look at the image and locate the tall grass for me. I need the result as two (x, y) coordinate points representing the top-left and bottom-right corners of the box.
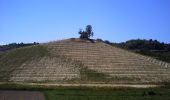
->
(44, 86), (170, 100)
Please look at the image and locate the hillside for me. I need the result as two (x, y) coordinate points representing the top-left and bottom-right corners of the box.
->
(112, 39), (170, 63)
(0, 38), (170, 84)
(0, 42), (39, 52)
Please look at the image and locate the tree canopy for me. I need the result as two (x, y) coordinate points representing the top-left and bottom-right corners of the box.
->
(79, 25), (94, 39)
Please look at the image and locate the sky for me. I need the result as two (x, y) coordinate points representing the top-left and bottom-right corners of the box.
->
(0, 0), (170, 44)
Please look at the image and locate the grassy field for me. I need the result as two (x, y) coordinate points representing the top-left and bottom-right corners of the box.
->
(45, 88), (170, 100)
(0, 83), (170, 100)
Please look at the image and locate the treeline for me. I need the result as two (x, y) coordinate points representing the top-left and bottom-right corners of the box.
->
(96, 38), (170, 63)
(0, 42), (39, 52)
(113, 39), (170, 51)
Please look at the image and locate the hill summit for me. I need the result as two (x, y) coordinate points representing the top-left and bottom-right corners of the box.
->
(0, 38), (170, 84)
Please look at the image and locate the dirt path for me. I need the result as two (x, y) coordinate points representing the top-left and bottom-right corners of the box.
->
(0, 90), (45, 100)
(0, 82), (161, 88)
(11, 83), (160, 88)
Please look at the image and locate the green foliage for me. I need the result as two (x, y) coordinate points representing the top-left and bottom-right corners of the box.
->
(136, 50), (170, 63)
(114, 39), (170, 51)
(86, 25), (94, 38)
(96, 38), (104, 42)
(79, 25), (94, 39)
(113, 39), (170, 63)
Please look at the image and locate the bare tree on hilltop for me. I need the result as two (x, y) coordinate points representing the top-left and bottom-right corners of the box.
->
(79, 25), (94, 39)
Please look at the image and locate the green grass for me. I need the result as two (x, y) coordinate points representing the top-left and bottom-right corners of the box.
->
(0, 83), (170, 100)
(0, 45), (50, 81)
(43, 83), (170, 100)
(80, 67), (107, 82)
(44, 87), (170, 100)
(73, 66), (142, 83)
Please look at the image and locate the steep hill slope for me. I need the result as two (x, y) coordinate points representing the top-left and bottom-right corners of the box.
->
(47, 38), (170, 83)
(0, 38), (170, 84)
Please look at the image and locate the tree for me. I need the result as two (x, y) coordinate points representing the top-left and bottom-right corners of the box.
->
(96, 38), (103, 42)
(86, 25), (94, 38)
(79, 25), (94, 39)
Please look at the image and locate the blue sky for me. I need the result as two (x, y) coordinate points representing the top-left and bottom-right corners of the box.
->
(0, 0), (170, 44)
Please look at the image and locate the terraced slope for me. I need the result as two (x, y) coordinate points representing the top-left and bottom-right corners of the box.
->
(0, 38), (170, 84)
(47, 38), (170, 83)
(0, 45), (82, 82)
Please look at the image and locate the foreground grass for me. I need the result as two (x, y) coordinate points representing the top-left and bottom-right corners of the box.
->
(45, 87), (170, 100)
(0, 83), (170, 100)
